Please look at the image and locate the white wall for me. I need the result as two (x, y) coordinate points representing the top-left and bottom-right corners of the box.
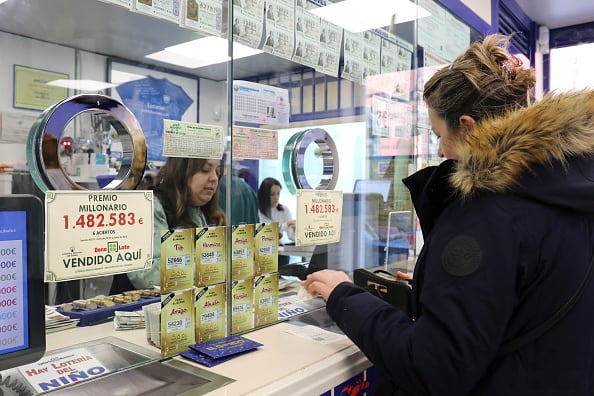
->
(0, 32), (75, 166)
(0, 31), (224, 170)
(198, 78), (227, 126)
(461, 0), (492, 25)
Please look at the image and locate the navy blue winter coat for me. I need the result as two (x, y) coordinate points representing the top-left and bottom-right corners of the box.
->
(326, 91), (594, 395)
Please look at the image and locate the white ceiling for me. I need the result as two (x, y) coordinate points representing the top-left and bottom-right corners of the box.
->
(515, 0), (594, 29)
(0, 0), (297, 81)
(0, 0), (592, 82)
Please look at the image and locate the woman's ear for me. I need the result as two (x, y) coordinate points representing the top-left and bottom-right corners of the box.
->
(459, 115), (476, 129)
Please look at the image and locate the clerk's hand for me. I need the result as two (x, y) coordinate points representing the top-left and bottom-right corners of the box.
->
(301, 269), (352, 301)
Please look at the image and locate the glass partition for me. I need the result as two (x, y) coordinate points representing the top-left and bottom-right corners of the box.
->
(0, 0), (483, 345)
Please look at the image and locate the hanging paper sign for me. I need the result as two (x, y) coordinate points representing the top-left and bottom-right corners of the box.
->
(295, 189), (342, 246)
(45, 190), (154, 281)
(162, 120), (224, 159)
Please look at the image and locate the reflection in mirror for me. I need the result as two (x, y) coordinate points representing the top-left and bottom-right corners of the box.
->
(59, 112), (124, 189)
(27, 95), (147, 193)
(302, 142), (323, 188)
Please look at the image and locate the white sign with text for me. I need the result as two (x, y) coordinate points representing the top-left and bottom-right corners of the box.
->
(45, 190), (154, 281)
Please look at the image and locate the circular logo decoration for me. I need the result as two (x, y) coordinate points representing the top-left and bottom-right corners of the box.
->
(441, 235), (482, 277)
(26, 94), (146, 192)
(282, 128), (339, 193)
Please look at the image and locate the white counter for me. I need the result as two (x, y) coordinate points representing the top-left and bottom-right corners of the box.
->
(45, 317), (371, 395)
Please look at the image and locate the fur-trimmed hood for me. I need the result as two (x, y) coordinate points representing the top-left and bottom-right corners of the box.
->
(452, 90), (594, 200)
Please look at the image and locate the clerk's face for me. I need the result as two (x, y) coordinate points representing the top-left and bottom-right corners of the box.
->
(187, 160), (221, 206)
(270, 185), (281, 208)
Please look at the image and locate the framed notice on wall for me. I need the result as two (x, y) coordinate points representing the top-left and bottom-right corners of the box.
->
(13, 65), (69, 111)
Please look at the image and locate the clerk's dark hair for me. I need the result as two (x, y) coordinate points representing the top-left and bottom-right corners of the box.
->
(258, 177), (285, 218)
(423, 34), (535, 131)
(152, 157), (225, 227)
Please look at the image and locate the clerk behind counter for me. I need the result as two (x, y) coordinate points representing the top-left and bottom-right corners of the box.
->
(110, 157), (225, 293)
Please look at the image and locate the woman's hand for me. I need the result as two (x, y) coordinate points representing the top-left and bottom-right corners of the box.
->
(396, 271), (413, 281)
(301, 269), (352, 301)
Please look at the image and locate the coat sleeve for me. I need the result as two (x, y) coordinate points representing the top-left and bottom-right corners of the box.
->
(326, 199), (521, 395)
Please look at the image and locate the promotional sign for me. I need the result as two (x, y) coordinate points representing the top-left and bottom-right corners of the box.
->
(231, 126), (278, 160)
(45, 191), (153, 281)
(18, 347), (108, 393)
(295, 189), (343, 246)
(162, 120), (224, 159)
(232, 80), (290, 126)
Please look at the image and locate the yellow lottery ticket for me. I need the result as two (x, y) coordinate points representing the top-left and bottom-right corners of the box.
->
(161, 288), (196, 357)
(195, 283), (227, 343)
(195, 226), (226, 286)
(255, 222), (279, 276)
(160, 228), (195, 292)
(254, 273), (279, 327)
(231, 224), (254, 280)
(231, 278), (254, 334)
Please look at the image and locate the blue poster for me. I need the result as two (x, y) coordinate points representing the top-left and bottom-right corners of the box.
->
(116, 76), (194, 162)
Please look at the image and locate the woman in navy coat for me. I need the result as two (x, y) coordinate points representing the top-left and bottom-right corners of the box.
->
(303, 34), (594, 395)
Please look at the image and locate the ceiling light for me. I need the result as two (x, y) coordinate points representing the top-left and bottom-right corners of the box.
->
(47, 79), (118, 91)
(145, 50), (213, 69)
(145, 36), (262, 69)
(110, 70), (146, 84)
(309, 0), (431, 33)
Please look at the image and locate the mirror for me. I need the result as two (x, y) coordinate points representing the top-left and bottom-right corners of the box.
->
(27, 94), (147, 192)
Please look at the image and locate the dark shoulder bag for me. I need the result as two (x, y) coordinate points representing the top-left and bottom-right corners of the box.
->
(497, 252), (594, 357)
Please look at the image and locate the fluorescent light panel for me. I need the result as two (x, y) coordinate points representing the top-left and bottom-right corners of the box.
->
(47, 79), (117, 91)
(110, 70), (146, 84)
(145, 36), (262, 69)
(310, 0), (431, 33)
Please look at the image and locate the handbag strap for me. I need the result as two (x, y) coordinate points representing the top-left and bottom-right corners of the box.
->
(496, 251), (594, 357)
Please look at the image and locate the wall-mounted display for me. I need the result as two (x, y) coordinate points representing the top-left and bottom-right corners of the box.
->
(13, 65), (68, 111)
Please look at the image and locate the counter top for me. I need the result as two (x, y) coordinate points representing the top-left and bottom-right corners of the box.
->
(45, 313), (370, 395)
